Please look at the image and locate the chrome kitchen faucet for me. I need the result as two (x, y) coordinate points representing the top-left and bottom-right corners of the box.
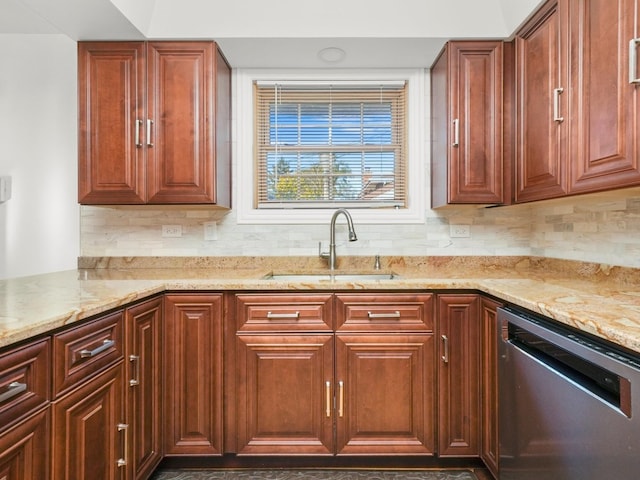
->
(319, 208), (358, 270)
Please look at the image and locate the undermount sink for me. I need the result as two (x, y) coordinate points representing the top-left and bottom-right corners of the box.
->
(263, 272), (399, 281)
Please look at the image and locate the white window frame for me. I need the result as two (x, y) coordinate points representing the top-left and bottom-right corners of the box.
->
(234, 68), (426, 224)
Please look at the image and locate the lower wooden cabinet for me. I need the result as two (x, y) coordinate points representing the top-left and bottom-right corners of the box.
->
(0, 337), (51, 479)
(0, 337), (50, 438)
(233, 292), (436, 456)
(52, 362), (126, 480)
(51, 310), (126, 480)
(480, 296), (502, 477)
(235, 334), (335, 455)
(0, 289), (502, 475)
(0, 407), (50, 479)
(126, 297), (163, 479)
(437, 294), (480, 457)
(335, 333), (435, 455)
(163, 293), (224, 455)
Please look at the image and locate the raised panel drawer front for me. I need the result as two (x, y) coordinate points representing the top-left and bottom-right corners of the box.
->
(52, 310), (124, 398)
(0, 338), (50, 434)
(235, 294), (334, 332)
(335, 293), (434, 332)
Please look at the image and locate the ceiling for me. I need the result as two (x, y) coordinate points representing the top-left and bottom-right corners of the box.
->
(0, 0), (544, 68)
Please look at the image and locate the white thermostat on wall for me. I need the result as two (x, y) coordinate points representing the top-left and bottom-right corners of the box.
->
(0, 176), (12, 203)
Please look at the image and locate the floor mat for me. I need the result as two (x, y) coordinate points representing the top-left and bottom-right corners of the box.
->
(150, 470), (478, 480)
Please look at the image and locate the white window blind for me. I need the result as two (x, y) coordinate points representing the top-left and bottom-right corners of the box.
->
(254, 82), (407, 209)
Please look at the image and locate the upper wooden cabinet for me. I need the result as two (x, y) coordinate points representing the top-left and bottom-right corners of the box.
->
(78, 41), (231, 206)
(568, 0), (640, 193)
(515, 0), (640, 202)
(431, 41), (506, 207)
(514, 1), (567, 202)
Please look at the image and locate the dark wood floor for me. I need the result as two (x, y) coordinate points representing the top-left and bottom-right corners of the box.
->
(472, 469), (493, 480)
(151, 469), (492, 480)
(152, 456), (496, 480)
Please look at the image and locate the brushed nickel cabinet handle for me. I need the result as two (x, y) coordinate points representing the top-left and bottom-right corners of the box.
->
(630, 39), (640, 84)
(146, 119), (154, 146)
(338, 380), (344, 418)
(80, 339), (115, 358)
(325, 381), (331, 417)
(553, 87), (564, 122)
(129, 355), (140, 387)
(135, 119), (143, 147)
(116, 423), (128, 467)
(0, 381), (27, 403)
(452, 118), (460, 147)
(441, 335), (449, 364)
(367, 311), (401, 319)
(266, 311), (300, 319)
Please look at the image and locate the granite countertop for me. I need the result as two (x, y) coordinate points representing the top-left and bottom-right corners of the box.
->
(2, 255), (640, 354)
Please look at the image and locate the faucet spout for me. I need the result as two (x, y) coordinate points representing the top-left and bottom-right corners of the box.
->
(321, 208), (358, 270)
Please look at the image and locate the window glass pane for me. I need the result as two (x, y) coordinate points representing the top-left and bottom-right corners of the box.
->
(257, 84), (406, 207)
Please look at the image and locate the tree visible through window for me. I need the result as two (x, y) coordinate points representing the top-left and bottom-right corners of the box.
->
(255, 82), (407, 208)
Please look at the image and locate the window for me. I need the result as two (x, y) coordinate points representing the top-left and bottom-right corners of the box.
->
(234, 69), (426, 224)
(254, 82), (406, 209)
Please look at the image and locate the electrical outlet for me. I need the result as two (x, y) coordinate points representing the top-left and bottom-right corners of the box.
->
(204, 221), (217, 241)
(162, 225), (182, 237)
(450, 224), (470, 238)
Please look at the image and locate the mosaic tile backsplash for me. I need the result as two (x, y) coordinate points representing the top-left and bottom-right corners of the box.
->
(80, 187), (640, 268)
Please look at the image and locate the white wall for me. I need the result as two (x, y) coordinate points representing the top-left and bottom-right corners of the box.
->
(0, 34), (79, 279)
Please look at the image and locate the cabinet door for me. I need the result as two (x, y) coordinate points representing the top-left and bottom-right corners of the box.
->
(235, 334), (334, 455)
(437, 294), (480, 457)
(480, 296), (503, 477)
(126, 297), (163, 479)
(515, 0), (569, 202)
(568, 0), (640, 193)
(52, 362), (126, 480)
(78, 42), (146, 204)
(163, 294), (223, 455)
(0, 407), (49, 480)
(146, 42), (219, 204)
(335, 334), (435, 455)
(431, 41), (504, 207)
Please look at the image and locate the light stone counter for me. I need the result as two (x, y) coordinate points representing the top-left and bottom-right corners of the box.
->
(2, 256), (640, 355)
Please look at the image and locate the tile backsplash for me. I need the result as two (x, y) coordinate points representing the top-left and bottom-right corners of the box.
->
(80, 187), (640, 268)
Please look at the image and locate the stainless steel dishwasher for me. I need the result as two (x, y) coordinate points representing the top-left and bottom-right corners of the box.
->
(498, 306), (640, 480)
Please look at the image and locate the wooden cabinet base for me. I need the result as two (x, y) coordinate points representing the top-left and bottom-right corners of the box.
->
(0, 408), (50, 480)
(335, 334), (436, 455)
(52, 363), (125, 480)
(164, 294), (224, 456)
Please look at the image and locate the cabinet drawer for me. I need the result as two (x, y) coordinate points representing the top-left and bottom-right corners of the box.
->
(53, 310), (123, 397)
(235, 294), (333, 332)
(0, 338), (50, 434)
(335, 293), (434, 332)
